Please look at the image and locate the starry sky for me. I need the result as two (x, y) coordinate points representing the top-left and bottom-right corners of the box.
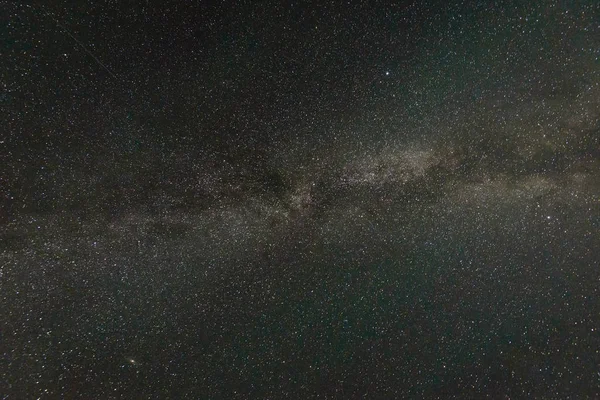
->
(2, 0), (600, 398)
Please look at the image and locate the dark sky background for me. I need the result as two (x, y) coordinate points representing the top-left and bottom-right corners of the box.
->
(2, 0), (600, 398)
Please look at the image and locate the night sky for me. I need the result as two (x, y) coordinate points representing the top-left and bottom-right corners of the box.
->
(2, 0), (600, 398)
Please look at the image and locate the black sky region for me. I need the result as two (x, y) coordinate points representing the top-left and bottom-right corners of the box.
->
(2, 0), (600, 398)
